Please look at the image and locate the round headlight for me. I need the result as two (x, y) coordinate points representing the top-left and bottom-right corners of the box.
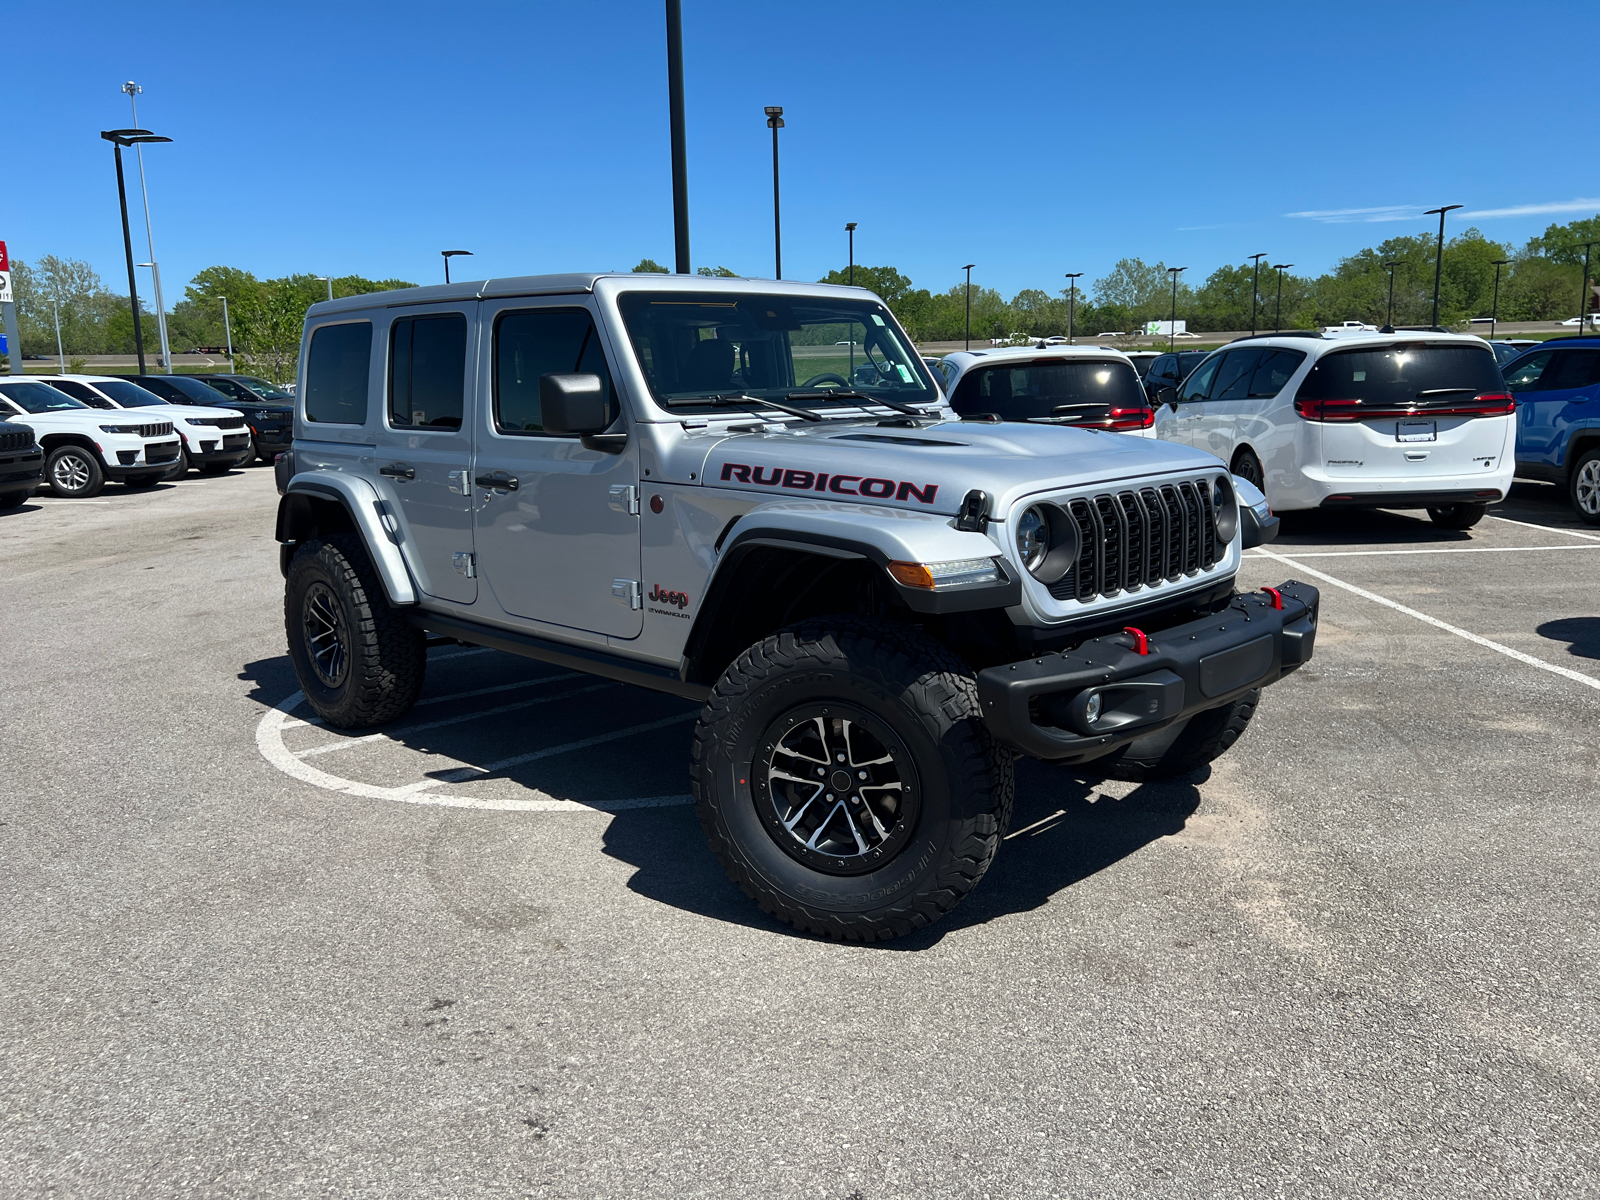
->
(1014, 503), (1081, 584)
(1213, 474), (1239, 543)
(1016, 506), (1050, 573)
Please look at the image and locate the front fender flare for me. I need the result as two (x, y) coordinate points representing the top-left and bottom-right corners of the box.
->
(279, 474), (418, 606)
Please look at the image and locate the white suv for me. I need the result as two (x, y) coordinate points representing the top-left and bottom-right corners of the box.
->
(1150, 331), (1515, 529)
(934, 345), (1156, 436)
(0, 379), (182, 496)
(45, 375), (250, 475)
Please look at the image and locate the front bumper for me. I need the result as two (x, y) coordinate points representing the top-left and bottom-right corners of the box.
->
(187, 432), (254, 464)
(977, 580), (1319, 761)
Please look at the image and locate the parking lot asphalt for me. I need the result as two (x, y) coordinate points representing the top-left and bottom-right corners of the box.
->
(2, 469), (1597, 1199)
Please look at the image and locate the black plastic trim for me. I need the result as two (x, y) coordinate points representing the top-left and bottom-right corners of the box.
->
(1317, 489), (1503, 509)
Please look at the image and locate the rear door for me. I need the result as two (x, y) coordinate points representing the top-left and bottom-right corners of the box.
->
(1512, 349), (1600, 470)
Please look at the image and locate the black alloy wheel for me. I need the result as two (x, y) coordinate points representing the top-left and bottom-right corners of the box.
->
(301, 580), (350, 688)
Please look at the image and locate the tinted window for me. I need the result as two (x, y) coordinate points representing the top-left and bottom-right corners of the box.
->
(494, 308), (613, 435)
(232, 376), (293, 400)
(949, 358), (1146, 421)
(1178, 355), (1221, 402)
(48, 380), (113, 408)
(1542, 349), (1600, 391)
(1247, 349), (1306, 397)
(390, 314), (467, 429)
(1297, 345), (1502, 406)
(1148, 355), (1176, 381)
(0, 382), (89, 412)
(139, 375), (233, 405)
(304, 322), (373, 425)
(1503, 351), (1552, 392)
(93, 380), (169, 407)
(1177, 351), (1209, 378)
(1210, 350), (1261, 401)
(200, 377), (252, 400)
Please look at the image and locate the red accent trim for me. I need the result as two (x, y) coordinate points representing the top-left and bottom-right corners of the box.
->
(1294, 393), (1515, 422)
(1122, 626), (1149, 655)
(1261, 586), (1283, 610)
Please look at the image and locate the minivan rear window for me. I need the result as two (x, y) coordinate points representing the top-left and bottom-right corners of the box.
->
(1297, 344), (1502, 407)
(950, 358), (1145, 421)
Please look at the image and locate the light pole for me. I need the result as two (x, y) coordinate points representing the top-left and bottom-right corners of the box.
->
(665, 0), (691, 275)
(1384, 260), (1402, 329)
(100, 128), (171, 377)
(52, 299), (64, 374)
(1575, 241), (1598, 332)
(1424, 204), (1463, 329)
(219, 295), (234, 373)
(1064, 272), (1083, 345)
(441, 250), (472, 284)
(122, 82), (173, 373)
(1167, 266), (1187, 351)
(1272, 263), (1293, 333)
(963, 263), (975, 351)
(315, 276), (333, 303)
(765, 106), (784, 280)
(1490, 259), (1509, 340)
(1248, 252), (1268, 336)
(844, 222), (856, 286)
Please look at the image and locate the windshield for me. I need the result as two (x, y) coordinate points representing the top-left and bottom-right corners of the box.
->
(233, 376), (293, 400)
(617, 291), (939, 412)
(143, 375), (235, 404)
(0, 382), (90, 413)
(95, 380), (170, 408)
(1298, 344), (1503, 406)
(950, 358), (1146, 422)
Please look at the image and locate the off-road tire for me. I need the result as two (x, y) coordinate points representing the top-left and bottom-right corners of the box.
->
(284, 533), (426, 729)
(45, 445), (105, 498)
(1232, 447), (1265, 491)
(1091, 688), (1261, 782)
(1568, 449), (1600, 526)
(1427, 502), (1487, 530)
(691, 616), (1013, 942)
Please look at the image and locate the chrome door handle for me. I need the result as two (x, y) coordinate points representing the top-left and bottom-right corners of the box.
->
(379, 462), (415, 480)
(475, 472), (519, 492)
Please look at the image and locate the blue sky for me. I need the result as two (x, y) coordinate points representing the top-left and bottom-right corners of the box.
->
(9, 0), (1598, 304)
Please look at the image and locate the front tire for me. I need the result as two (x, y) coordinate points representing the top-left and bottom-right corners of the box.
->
(45, 446), (105, 498)
(1090, 689), (1261, 782)
(691, 617), (1013, 942)
(284, 534), (426, 729)
(1427, 502), (1487, 530)
(1231, 447), (1265, 491)
(1569, 449), (1600, 526)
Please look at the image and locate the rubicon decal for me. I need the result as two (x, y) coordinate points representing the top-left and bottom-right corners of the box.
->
(648, 584), (689, 609)
(719, 462), (938, 504)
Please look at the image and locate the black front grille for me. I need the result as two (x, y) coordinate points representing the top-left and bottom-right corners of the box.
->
(1048, 479), (1219, 602)
(138, 422), (175, 438)
(0, 466), (42, 484)
(217, 416), (246, 429)
(222, 433), (249, 448)
(145, 441), (181, 464)
(0, 429), (35, 452)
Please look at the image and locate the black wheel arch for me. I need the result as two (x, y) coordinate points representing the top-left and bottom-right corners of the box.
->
(276, 490), (358, 576)
(39, 433), (106, 466)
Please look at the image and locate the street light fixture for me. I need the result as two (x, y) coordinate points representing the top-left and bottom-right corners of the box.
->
(1489, 259), (1510, 340)
(1272, 264), (1293, 333)
(441, 250), (472, 284)
(1063, 272), (1083, 345)
(1167, 266), (1187, 351)
(100, 128), (171, 377)
(765, 106), (784, 280)
(1248, 252), (1268, 336)
(1424, 204), (1463, 329)
(844, 222), (857, 286)
(1383, 260), (1402, 330)
(962, 264), (976, 351)
(315, 276), (333, 303)
(121, 82), (173, 374)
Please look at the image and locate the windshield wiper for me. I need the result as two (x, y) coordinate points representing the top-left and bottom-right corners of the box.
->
(667, 392), (822, 422)
(787, 389), (934, 417)
(1416, 387), (1477, 397)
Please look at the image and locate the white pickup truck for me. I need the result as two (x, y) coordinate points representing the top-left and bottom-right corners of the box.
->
(1323, 321), (1378, 336)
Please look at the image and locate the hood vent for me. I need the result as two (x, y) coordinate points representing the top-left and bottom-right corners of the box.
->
(828, 433), (968, 448)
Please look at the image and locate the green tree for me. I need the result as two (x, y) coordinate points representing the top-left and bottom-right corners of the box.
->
(1523, 214), (1600, 266)
(817, 265), (914, 307)
(632, 258), (669, 273)
(696, 265), (737, 277)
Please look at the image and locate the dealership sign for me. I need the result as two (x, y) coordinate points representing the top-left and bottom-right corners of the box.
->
(0, 241), (11, 304)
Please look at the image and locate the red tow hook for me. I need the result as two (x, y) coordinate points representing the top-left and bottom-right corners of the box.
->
(1122, 626), (1150, 655)
(1261, 586), (1284, 611)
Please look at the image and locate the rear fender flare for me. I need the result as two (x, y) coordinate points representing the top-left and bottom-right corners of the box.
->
(277, 474), (417, 606)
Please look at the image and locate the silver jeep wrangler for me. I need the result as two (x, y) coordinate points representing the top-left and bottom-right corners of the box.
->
(274, 273), (1318, 941)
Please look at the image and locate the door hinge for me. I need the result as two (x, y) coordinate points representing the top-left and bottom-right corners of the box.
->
(453, 552), (476, 578)
(608, 484), (640, 515)
(448, 469), (471, 496)
(611, 578), (642, 610)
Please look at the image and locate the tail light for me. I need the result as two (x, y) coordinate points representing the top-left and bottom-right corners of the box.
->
(1103, 405), (1155, 430)
(1295, 393), (1516, 422)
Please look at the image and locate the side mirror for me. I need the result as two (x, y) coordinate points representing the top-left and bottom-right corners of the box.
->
(1157, 386), (1179, 410)
(540, 373), (609, 436)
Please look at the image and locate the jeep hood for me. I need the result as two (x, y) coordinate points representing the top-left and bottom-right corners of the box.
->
(698, 418), (1223, 516)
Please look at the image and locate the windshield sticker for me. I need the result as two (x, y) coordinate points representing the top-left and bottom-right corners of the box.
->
(871, 314), (885, 326)
(896, 364), (914, 383)
(719, 461), (938, 504)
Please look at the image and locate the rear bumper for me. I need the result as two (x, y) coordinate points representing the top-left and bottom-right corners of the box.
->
(977, 581), (1319, 761)
(1318, 488), (1503, 509)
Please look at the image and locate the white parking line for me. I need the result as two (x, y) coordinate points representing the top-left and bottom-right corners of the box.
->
(1252, 547), (1600, 693)
(1247, 544), (1600, 559)
(1487, 514), (1600, 542)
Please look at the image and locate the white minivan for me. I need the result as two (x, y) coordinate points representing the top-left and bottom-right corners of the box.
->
(1150, 331), (1515, 529)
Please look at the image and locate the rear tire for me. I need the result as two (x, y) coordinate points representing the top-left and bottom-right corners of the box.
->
(1231, 447), (1265, 491)
(1569, 449), (1600, 526)
(45, 446), (105, 498)
(691, 616), (1013, 942)
(284, 533), (426, 729)
(1427, 502), (1487, 530)
(1090, 689), (1261, 782)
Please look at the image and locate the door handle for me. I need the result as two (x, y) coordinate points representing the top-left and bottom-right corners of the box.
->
(475, 472), (519, 492)
(379, 462), (415, 480)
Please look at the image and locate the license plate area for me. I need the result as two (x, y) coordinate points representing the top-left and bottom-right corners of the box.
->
(1397, 419), (1437, 443)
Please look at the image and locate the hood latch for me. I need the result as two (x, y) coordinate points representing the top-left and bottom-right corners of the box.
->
(955, 489), (991, 532)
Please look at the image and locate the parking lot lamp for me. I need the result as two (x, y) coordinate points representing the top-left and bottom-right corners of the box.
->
(1272, 264), (1293, 333)
(100, 128), (170, 377)
(1167, 266), (1186, 351)
(1383, 260), (1402, 329)
(219, 295), (234, 373)
(52, 299), (64, 374)
(122, 82), (173, 375)
(963, 263), (975, 351)
(845, 222), (856, 286)
(441, 250), (472, 284)
(315, 276), (333, 303)
(1489, 259), (1509, 340)
(1248, 253), (1267, 336)
(765, 107), (784, 279)
(1424, 204), (1463, 328)
(1064, 272), (1083, 344)
(1575, 241), (1598, 332)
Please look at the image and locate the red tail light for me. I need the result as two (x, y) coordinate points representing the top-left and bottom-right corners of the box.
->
(1104, 405), (1155, 430)
(1295, 393), (1516, 422)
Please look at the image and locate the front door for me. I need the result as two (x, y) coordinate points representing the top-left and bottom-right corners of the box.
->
(378, 305), (478, 604)
(1511, 349), (1600, 469)
(471, 300), (643, 638)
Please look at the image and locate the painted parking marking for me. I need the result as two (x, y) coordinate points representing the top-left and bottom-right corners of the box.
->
(1486, 513), (1600, 542)
(1252, 547), (1600, 693)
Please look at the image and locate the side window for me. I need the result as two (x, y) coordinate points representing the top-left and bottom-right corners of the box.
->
(1178, 355), (1221, 402)
(1149, 355), (1175, 381)
(1504, 350), (1553, 393)
(50, 381), (111, 408)
(1545, 349), (1600, 391)
(493, 308), (614, 435)
(304, 321), (373, 424)
(1248, 349), (1306, 398)
(1210, 350), (1261, 401)
(389, 313), (467, 429)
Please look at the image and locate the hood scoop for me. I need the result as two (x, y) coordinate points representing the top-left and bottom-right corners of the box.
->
(828, 433), (970, 448)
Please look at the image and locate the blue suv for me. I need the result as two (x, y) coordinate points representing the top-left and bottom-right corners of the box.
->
(1504, 337), (1600, 523)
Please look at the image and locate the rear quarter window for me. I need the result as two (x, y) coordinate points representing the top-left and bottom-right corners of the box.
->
(304, 321), (373, 424)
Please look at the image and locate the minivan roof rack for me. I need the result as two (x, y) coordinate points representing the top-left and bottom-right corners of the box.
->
(1227, 330), (1326, 343)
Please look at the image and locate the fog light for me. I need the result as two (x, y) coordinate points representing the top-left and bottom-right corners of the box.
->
(1084, 692), (1103, 724)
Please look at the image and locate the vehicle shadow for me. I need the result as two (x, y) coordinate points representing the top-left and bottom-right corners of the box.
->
(1274, 507), (1472, 547)
(1537, 617), (1600, 661)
